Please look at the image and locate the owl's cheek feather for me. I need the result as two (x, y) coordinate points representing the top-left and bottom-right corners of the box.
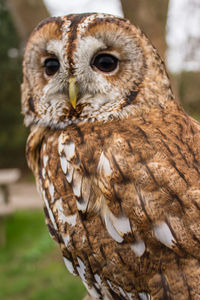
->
(28, 97), (35, 112)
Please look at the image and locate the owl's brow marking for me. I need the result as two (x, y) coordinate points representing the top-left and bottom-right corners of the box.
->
(86, 16), (129, 32)
(66, 13), (93, 74)
(34, 16), (64, 33)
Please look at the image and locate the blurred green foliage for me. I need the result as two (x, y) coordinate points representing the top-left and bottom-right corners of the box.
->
(0, 210), (86, 299)
(0, 0), (28, 169)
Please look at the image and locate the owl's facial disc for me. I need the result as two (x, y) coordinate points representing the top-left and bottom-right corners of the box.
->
(22, 13), (172, 129)
(22, 14), (146, 128)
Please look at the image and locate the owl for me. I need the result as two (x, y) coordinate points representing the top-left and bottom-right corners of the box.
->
(21, 13), (200, 299)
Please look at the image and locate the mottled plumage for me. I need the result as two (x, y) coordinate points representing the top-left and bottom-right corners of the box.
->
(22, 13), (200, 299)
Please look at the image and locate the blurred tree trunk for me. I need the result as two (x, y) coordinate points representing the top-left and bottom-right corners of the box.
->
(121, 0), (169, 59)
(7, 0), (49, 44)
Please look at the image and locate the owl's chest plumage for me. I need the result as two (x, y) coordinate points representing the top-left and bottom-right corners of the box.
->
(37, 120), (152, 299)
(26, 108), (200, 299)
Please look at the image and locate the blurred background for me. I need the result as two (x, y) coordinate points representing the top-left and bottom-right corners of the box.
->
(0, 0), (200, 299)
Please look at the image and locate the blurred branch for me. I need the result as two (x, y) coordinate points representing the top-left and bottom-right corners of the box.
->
(6, 0), (49, 44)
(121, 0), (169, 59)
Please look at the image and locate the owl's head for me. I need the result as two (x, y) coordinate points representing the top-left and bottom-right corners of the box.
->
(21, 13), (173, 129)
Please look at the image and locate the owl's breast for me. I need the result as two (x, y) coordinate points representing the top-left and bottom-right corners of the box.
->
(32, 123), (155, 299)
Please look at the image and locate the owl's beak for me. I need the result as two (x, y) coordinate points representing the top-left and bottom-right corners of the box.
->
(69, 76), (79, 109)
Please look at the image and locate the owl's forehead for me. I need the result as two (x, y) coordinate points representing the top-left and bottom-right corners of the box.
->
(29, 13), (130, 45)
(63, 13), (123, 35)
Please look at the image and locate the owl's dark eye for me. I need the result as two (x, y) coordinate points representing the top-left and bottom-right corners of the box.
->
(91, 53), (119, 73)
(44, 58), (60, 76)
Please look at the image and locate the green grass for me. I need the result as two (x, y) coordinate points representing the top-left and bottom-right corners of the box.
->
(0, 211), (86, 300)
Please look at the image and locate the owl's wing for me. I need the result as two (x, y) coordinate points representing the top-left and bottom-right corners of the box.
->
(91, 121), (200, 296)
(56, 118), (200, 258)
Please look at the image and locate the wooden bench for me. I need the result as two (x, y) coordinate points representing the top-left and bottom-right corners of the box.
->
(0, 169), (21, 245)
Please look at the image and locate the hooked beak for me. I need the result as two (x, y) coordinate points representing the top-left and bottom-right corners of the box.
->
(69, 76), (79, 109)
